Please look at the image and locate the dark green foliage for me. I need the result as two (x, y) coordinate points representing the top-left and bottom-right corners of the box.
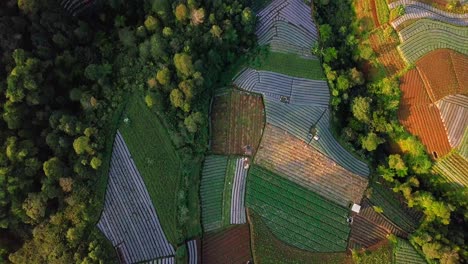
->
(0, 0), (254, 262)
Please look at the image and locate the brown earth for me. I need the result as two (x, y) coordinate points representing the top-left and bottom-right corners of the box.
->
(202, 225), (252, 264)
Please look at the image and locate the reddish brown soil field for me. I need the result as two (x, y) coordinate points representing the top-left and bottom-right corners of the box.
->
(398, 69), (452, 158)
(211, 89), (265, 156)
(416, 49), (467, 102)
(202, 225), (252, 264)
(369, 28), (406, 76)
(349, 199), (407, 249)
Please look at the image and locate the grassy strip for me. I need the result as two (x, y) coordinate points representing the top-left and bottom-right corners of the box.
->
(248, 210), (351, 264)
(375, 0), (390, 24)
(119, 93), (181, 244)
(186, 157), (203, 238)
(251, 51), (326, 80)
(222, 157), (237, 226)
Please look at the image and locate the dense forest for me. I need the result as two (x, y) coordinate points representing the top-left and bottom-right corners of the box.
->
(0, 0), (255, 263)
(312, 0), (467, 263)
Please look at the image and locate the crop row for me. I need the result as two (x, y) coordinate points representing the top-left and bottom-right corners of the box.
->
(368, 183), (422, 232)
(98, 132), (175, 263)
(245, 165), (350, 252)
(389, 0), (468, 29)
(433, 152), (468, 189)
(398, 25), (468, 64)
(436, 94), (468, 148)
(394, 238), (426, 264)
(200, 156), (228, 232)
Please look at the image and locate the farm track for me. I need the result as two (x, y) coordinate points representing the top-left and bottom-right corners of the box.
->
(202, 225), (252, 264)
(97, 131), (175, 263)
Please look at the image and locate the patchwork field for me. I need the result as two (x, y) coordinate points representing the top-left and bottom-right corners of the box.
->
(255, 124), (368, 207)
(211, 90), (265, 156)
(248, 210), (352, 264)
(202, 225), (252, 264)
(398, 69), (452, 158)
(369, 26), (407, 76)
(118, 94), (181, 244)
(245, 165), (351, 252)
(200, 156), (249, 232)
(187, 239), (200, 264)
(97, 132), (175, 263)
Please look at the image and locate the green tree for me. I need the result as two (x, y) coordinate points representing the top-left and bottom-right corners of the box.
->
(388, 154), (408, 177)
(90, 157), (102, 170)
(175, 4), (189, 22)
(22, 193), (46, 223)
(322, 47), (337, 63)
(73, 136), (92, 155)
(184, 112), (204, 133)
(174, 53), (194, 77)
(170, 89), (184, 109)
(361, 132), (384, 151)
(43, 157), (65, 179)
(144, 16), (159, 32)
(156, 67), (171, 86)
(352, 96), (372, 123)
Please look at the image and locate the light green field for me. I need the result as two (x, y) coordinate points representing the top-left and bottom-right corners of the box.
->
(251, 51), (326, 80)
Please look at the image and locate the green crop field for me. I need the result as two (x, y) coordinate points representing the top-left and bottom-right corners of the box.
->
(458, 128), (468, 160)
(251, 51), (325, 80)
(394, 238), (426, 264)
(245, 165), (351, 252)
(118, 94), (181, 244)
(248, 210), (350, 264)
(369, 183), (421, 233)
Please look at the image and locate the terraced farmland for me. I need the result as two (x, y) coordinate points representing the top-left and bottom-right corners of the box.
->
(368, 183), (423, 233)
(436, 95), (468, 148)
(394, 238), (426, 264)
(248, 210), (351, 264)
(255, 124), (368, 207)
(211, 90), (265, 156)
(397, 19), (468, 64)
(398, 69), (452, 158)
(202, 225), (252, 264)
(245, 165), (351, 252)
(200, 156), (228, 232)
(433, 152), (468, 189)
(256, 0), (319, 58)
(97, 132), (175, 263)
(118, 94), (181, 244)
(389, 0), (468, 29)
(348, 199), (407, 249)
